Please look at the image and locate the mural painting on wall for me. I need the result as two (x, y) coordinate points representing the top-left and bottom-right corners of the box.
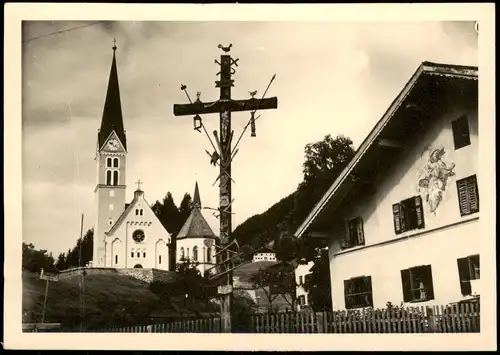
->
(416, 146), (456, 214)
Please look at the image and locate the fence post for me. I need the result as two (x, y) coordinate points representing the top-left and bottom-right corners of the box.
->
(426, 306), (436, 333)
(147, 325), (152, 333)
(316, 312), (324, 333)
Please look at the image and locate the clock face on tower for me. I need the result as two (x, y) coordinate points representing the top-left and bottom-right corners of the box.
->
(133, 229), (145, 243)
(105, 139), (120, 151)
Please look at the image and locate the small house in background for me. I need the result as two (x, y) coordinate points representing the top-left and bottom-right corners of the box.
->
(294, 62), (479, 310)
(295, 261), (314, 310)
(252, 247), (277, 262)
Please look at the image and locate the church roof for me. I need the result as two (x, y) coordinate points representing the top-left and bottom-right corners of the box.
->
(98, 46), (127, 151)
(176, 183), (217, 240)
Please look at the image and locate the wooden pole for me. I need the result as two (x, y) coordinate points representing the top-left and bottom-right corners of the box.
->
(41, 279), (49, 324)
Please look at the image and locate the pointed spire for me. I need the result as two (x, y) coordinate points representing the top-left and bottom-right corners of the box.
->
(98, 41), (127, 151)
(192, 181), (201, 209)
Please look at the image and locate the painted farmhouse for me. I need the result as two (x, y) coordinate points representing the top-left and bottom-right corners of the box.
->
(294, 62), (479, 310)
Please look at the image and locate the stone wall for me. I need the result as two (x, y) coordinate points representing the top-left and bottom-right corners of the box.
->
(57, 266), (175, 284)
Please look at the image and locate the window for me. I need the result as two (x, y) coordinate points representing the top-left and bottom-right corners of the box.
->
(299, 276), (303, 286)
(113, 170), (119, 186)
(135, 209), (139, 216)
(304, 274), (312, 285)
(401, 265), (435, 303)
(392, 196), (425, 234)
(113, 158), (119, 168)
(207, 247), (212, 262)
(140, 209), (144, 216)
(136, 252), (140, 258)
(456, 175), (479, 216)
(180, 247), (185, 260)
(457, 255), (480, 296)
(109, 219), (113, 226)
(131, 251), (134, 258)
(344, 276), (373, 309)
(159, 255), (162, 265)
(106, 157), (112, 168)
(115, 255), (118, 265)
(143, 252), (146, 258)
(193, 246), (198, 261)
(187, 248), (190, 259)
(452, 115), (471, 150)
(298, 295), (306, 306)
(342, 217), (365, 249)
(106, 170), (112, 185)
(109, 204), (114, 211)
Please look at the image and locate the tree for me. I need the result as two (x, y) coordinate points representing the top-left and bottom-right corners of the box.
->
(62, 228), (94, 270)
(22, 242), (58, 273)
(302, 248), (332, 311)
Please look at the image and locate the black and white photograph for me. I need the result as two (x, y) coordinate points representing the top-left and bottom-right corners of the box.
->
(3, 3), (496, 352)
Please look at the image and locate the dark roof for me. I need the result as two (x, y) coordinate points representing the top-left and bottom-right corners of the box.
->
(177, 183), (217, 240)
(294, 61), (478, 238)
(176, 207), (217, 240)
(98, 48), (127, 151)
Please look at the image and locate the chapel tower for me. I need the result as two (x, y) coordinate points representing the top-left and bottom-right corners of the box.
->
(93, 43), (128, 267)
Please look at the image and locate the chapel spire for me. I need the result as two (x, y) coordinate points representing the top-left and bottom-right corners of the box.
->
(192, 181), (201, 210)
(98, 40), (127, 151)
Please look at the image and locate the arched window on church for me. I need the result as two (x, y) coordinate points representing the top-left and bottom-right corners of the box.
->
(193, 246), (198, 261)
(140, 209), (144, 216)
(106, 157), (112, 168)
(113, 170), (119, 186)
(115, 255), (118, 265)
(135, 209), (139, 215)
(180, 247), (185, 260)
(187, 248), (190, 260)
(106, 170), (112, 185)
(113, 158), (119, 168)
(207, 247), (212, 263)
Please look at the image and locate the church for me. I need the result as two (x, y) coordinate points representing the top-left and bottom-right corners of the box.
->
(90, 43), (218, 274)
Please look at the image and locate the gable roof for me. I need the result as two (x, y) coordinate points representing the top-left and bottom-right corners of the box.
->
(98, 47), (127, 151)
(294, 61), (478, 239)
(105, 189), (172, 237)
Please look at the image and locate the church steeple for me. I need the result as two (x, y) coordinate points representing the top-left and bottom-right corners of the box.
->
(98, 41), (127, 151)
(192, 181), (201, 210)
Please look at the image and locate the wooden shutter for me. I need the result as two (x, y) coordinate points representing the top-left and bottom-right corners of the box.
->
(457, 257), (472, 295)
(452, 116), (471, 150)
(356, 218), (365, 245)
(400, 269), (412, 302)
(414, 195), (425, 229)
(421, 265), (435, 300)
(348, 219), (356, 246)
(467, 176), (479, 213)
(392, 203), (402, 234)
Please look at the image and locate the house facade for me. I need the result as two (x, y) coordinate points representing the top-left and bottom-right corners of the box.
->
(295, 261), (314, 309)
(252, 249), (277, 262)
(294, 62), (479, 310)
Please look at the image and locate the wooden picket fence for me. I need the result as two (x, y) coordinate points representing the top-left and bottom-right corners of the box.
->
(98, 302), (479, 333)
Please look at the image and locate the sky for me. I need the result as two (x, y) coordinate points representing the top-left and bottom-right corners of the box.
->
(21, 20), (478, 256)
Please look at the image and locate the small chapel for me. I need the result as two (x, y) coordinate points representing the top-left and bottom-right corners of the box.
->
(90, 43), (218, 273)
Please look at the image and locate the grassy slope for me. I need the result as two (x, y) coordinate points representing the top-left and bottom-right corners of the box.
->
(22, 271), (218, 331)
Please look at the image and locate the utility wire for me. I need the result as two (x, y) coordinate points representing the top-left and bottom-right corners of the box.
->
(22, 21), (106, 43)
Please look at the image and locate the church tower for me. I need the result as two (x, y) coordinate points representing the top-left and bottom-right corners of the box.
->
(93, 43), (128, 267)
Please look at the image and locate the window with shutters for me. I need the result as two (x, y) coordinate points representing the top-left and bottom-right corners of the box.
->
(344, 276), (373, 309)
(342, 217), (365, 249)
(456, 175), (479, 216)
(452, 115), (471, 150)
(298, 295), (306, 306)
(400, 265), (434, 303)
(457, 254), (480, 296)
(392, 196), (425, 235)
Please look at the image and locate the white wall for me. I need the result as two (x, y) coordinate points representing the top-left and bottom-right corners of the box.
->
(327, 103), (479, 310)
(295, 261), (314, 307)
(177, 237), (216, 275)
